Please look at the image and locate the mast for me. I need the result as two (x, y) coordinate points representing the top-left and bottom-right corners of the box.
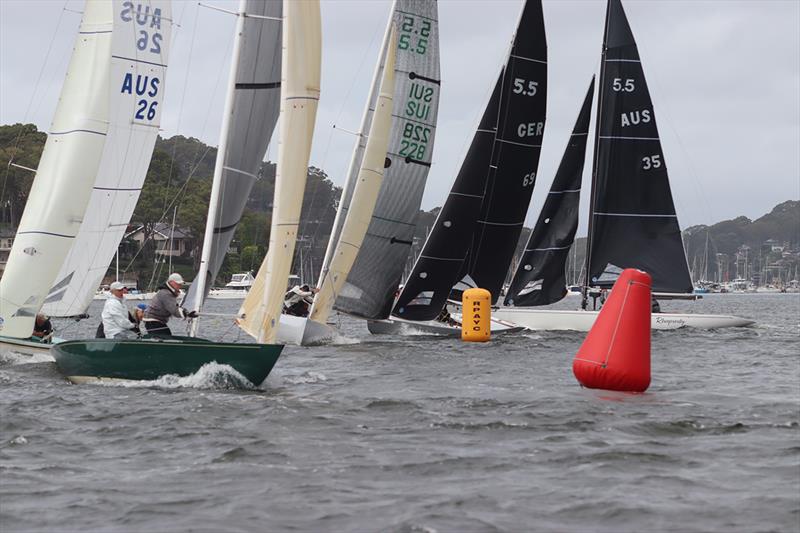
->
(582, 2), (611, 311)
(189, 0), (247, 334)
(316, 1), (397, 291)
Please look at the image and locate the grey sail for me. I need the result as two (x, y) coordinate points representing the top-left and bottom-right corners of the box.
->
(333, 0), (441, 319)
(183, 0), (282, 311)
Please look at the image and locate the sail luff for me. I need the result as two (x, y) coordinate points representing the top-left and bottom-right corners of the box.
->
(333, 0), (441, 320)
(505, 76), (595, 306)
(0, 0), (114, 337)
(586, 0), (693, 294)
(309, 27), (398, 324)
(316, 0), (397, 291)
(237, 0), (321, 344)
(190, 0), (248, 325)
(182, 0), (283, 313)
(393, 0), (547, 321)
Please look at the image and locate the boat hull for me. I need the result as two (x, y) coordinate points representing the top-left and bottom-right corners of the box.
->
(492, 308), (755, 331)
(276, 314), (338, 346)
(0, 335), (63, 356)
(51, 336), (283, 385)
(367, 316), (526, 337)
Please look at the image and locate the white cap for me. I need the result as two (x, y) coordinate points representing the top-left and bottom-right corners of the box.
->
(110, 281), (126, 291)
(168, 273), (185, 285)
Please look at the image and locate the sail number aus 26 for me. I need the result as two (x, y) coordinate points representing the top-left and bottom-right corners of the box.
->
(120, 2), (164, 54)
(642, 155), (661, 170)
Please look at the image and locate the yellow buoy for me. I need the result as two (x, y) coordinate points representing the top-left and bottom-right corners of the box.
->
(462, 288), (491, 342)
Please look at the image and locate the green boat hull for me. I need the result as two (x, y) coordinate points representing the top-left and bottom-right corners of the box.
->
(51, 336), (283, 386)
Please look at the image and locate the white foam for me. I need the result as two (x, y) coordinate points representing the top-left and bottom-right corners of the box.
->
(284, 371), (328, 384)
(0, 351), (55, 365)
(93, 362), (257, 390)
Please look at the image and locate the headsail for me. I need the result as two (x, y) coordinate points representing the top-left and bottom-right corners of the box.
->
(585, 0), (692, 293)
(309, 28), (398, 324)
(237, 0), (321, 343)
(333, 0), (441, 320)
(393, 0), (547, 321)
(43, 0), (172, 318)
(183, 0), (282, 312)
(505, 77), (594, 306)
(0, 0), (114, 338)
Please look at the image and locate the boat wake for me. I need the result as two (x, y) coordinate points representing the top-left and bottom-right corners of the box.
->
(90, 362), (258, 390)
(0, 351), (55, 365)
(283, 371), (328, 384)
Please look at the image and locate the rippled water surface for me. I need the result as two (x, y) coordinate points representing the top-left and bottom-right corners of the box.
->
(1, 294), (798, 532)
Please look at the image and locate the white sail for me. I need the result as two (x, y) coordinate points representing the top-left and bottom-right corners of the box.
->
(237, 0), (321, 344)
(43, 0), (171, 318)
(309, 27), (397, 324)
(0, 0), (114, 338)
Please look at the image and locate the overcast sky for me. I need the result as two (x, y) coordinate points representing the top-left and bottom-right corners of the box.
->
(1, 0), (798, 234)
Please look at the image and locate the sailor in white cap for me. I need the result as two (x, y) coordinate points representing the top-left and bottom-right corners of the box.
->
(101, 281), (140, 339)
(142, 273), (197, 336)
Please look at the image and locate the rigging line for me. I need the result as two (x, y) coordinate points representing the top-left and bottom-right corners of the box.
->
(0, 0), (70, 210)
(164, 0), (202, 211)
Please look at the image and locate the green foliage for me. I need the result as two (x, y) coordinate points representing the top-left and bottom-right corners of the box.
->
(0, 123), (46, 225)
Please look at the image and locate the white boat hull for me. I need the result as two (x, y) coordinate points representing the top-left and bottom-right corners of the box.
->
(367, 316), (526, 337)
(275, 314), (338, 346)
(492, 308), (755, 331)
(0, 336), (63, 356)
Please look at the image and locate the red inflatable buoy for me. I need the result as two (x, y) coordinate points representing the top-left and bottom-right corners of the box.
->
(573, 269), (651, 392)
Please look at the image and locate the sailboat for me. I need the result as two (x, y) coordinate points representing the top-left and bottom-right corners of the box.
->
(0, 0), (171, 355)
(265, 0), (443, 345)
(50, 0), (321, 383)
(493, 0), (754, 331)
(371, 0), (547, 335)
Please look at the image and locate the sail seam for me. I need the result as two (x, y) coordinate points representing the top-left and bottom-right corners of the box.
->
(449, 192), (482, 198)
(598, 136), (659, 140)
(92, 186), (142, 191)
(605, 59), (641, 63)
(549, 188), (581, 194)
(510, 54), (546, 64)
(111, 55), (168, 68)
(495, 138), (541, 148)
(17, 231), (75, 238)
(477, 220), (524, 226)
(223, 166), (259, 179)
(526, 245), (571, 251)
(594, 212), (677, 218)
(49, 129), (106, 136)
(395, 10), (437, 22)
(420, 255), (464, 261)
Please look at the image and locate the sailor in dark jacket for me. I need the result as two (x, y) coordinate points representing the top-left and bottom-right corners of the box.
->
(142, 273), (198, 336)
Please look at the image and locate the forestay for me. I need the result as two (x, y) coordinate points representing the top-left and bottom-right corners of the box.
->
(393, 0), (547, 321)
(0, 0), (114, 338)
(585, 0), (692, 294)
(333, 0), (441, 320)
(505, 77), (594, 307)
(183, 0), (282, 312)
(237, 0), (321, 344)
(43, 0), (171, 318)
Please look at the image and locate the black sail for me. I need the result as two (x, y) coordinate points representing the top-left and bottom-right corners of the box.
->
(505, 77), (594, 306)
(586, 0), (692, 293)
(393, 0), (547, 321)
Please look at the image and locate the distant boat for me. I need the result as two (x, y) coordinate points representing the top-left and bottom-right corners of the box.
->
(495, 0), (754, 331)
(207, 272), (254, 300)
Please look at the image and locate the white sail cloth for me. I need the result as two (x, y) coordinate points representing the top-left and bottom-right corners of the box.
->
(43, 0), (172, 318)
(237, 0), (321, 344)
(0, 0), (115, 338)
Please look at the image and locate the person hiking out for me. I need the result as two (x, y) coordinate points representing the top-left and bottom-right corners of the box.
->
(283, 284), (318, 317)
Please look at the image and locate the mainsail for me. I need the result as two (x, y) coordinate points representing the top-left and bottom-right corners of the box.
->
(183, 0), (282, 312)
(309, 28), (398, 324)
(237, 0), (321, 344)
(393, 0), (547, 321)
(333, 0), (441, 320)
(585, 0), (692, 294)
(43, 0), (171, 318)
(505, 77), (594, 306)
(0, 0), (115, 338)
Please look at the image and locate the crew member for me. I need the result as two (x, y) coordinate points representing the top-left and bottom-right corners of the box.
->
(101, 281), (140, 339)
(31, 313), (53, 342)
(143, 273), (197, 336)
(283, 284), (318, 317)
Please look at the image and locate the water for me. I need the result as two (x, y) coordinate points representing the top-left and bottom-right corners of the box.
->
(1, 294), (798, 532)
